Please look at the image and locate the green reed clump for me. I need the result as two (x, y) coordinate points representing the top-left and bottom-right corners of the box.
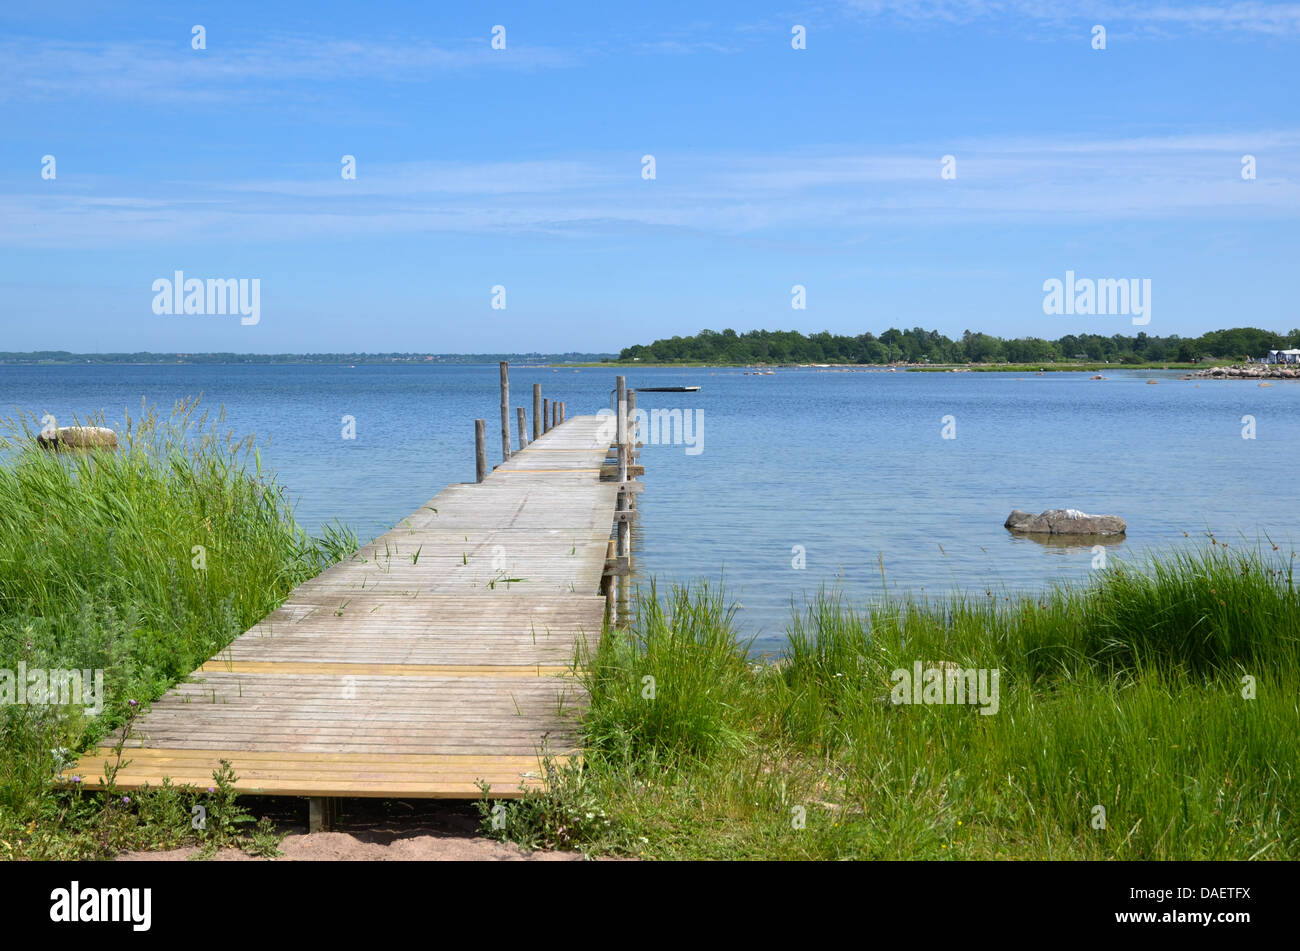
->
(527, 546), (1300, 859)
(0, 398), (355, 828)
(786, 543), (1298, 689)
(579, 579), (755, 768)
(1063, 542), (1297, 674)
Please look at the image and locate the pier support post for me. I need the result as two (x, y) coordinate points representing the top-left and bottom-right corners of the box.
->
(626, 391), (637, 497)
(499, 362), (511, 462)
(533, 384), (542, 441)
(601, 538), (616, 625)
(475, 419), (487, 483)
(517, 407), (528, 449)
(616, 376), (628, 488)
(615, 564), (629, 628)
(551, 401), (558, 429)
(615, 376), (630, 625)
(308, 797), (338, 833)
(543, 398), (551, 434)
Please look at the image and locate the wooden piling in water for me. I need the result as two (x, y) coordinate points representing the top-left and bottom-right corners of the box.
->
(533, 384), (542, 441)
(616, 377), (628, 488)
(517, 407), (528, 449)
(499, 362), (511, 462)
(475, 419), (487, 483)
(543, 398), (551, 434)
(626, 391), (638, 513)
(626, 391), (636, 456)
(614, 377), (630, 623)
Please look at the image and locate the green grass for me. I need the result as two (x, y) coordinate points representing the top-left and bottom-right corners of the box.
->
(484, 546), (1299, 859)
(0, 399), (355, 857)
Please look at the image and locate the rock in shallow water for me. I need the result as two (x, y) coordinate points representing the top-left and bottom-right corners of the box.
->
(1005, 508), (1126, 536)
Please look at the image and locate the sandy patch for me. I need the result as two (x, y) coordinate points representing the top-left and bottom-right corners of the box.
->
(112, 797), (591, 861)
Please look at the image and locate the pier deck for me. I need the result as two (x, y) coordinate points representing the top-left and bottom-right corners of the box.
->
(70, 413), (623, 802)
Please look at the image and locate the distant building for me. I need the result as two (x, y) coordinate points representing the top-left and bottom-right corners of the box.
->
(1264, 349), (1300, 364)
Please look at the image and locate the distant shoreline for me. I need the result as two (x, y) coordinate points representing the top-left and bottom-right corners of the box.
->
(567, 360), (1228, 372)
(0, 352), (616, 366)
(0, 353), (1235, 373)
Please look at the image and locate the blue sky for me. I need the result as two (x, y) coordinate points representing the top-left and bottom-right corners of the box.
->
(1, 1), (1297, 353)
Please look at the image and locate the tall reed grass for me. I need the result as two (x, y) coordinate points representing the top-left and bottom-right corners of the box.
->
(0, 399), (355, 818)
(561, 546), (1299, 859)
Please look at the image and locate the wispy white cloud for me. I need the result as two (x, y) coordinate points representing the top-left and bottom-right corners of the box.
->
(3, 131), (1296, 248)
(0, 33), (575, 103)
(841, 1), (1300, 36)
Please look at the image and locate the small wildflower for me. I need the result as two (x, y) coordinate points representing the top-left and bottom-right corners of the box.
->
(121, 796), (131, 806)
(71, 776), (81, 784)
(127, 699), (139, 708)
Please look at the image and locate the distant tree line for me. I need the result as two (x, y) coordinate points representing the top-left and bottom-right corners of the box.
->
(618, 327), (1300, 365)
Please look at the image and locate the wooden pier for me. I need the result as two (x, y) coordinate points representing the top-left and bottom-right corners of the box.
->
(69, 370), (639, 826)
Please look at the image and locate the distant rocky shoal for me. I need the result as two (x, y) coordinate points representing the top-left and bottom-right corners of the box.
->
(1186, 364), (1299, 380)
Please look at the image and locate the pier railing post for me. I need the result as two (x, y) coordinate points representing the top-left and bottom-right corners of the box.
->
(475, 419), (487, 483)
(626, 390), (636, 460)
(560, 401), (566, 423)
(499, 362), (511, 462)
(517, 407), (528, 449)
(543, 398), (551, 434)
(626, 390), (638, 524)
(532, 384), (542, 441)
(616, 376), (628, 486)
(615, 376), (630, 624)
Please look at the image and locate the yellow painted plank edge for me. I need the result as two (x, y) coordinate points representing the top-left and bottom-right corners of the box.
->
(196, 661), (576, 677)
(62, 750), (575, 798)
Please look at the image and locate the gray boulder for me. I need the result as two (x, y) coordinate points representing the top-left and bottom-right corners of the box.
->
(36, 426), (118, 450)
(1005, 508), (1125, 536)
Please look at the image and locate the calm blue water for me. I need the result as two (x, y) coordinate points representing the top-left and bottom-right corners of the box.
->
(5, 363), (1296, 653)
